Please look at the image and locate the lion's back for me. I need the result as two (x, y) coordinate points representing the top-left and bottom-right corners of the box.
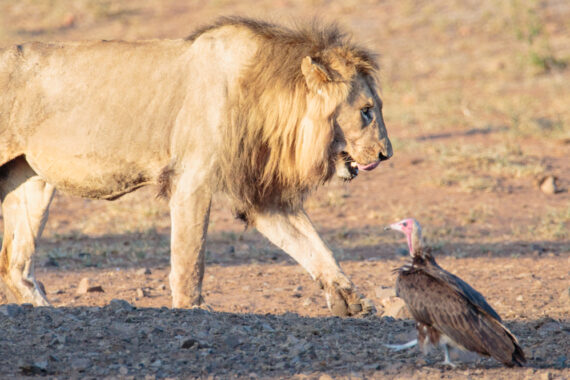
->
(0, 24), (263, 199)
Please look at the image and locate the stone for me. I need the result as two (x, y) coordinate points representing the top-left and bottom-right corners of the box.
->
(19, 362), (48, 376)
(109, 299), (135, 312)
(0, 304), (23, 318)
(382, 297), (410, 319)
(375, 286), (396, 300)
(538, 175), (560, 194)
(76, 277), (104, 295)
(71, 358), (92, 372)
(136, 268), (152, 275)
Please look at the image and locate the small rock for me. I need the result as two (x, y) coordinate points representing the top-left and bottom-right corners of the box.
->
(181, 338), (209, 349)
(136, 268), (152, 275)
(181, 338), (198, 349)
(19, 363), (48, 376)
(375, 286), (396, 300)
(119, 366), (129, 375)
(76, 277), (104, 295)
(71, 358), (92, 372)
(33, 360), (49, 371)
(382, 297), (410, 319)
(136, 288), (150, 298)
(108, 299), (135, 312)
(0, 304), (23, 317)
(21, 303), (34, 310)
(538, 175), (561, 194)
(302, 298), (312, 307)
(111, 321), (137, 337)
(516, 295), (523, 302)
(224, 335), (241, 348)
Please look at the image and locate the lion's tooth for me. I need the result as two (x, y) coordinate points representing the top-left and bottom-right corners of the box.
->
(350, 162), (358, 168)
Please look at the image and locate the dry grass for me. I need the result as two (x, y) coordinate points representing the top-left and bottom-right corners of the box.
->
(424, 143), (547, 192)
(512, 204), (570, 241)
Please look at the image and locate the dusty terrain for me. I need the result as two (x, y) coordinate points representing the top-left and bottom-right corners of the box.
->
(0, 0), (568, 379)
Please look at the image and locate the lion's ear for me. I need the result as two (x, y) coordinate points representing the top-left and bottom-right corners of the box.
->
(301, 56), (331, 93)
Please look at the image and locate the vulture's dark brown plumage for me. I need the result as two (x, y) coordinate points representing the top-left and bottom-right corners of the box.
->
(386, 218), (526, 367)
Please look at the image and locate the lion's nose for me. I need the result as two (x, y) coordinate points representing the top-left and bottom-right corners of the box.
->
(378, 137), (393, 161)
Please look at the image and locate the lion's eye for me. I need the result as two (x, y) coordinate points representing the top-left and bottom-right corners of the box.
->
(360, 107), (373, 124)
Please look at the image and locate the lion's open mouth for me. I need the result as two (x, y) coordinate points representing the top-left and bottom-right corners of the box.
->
(346, 160), (359, 179)
(340, 153), (359, 180)
(342, 153), (381, 180)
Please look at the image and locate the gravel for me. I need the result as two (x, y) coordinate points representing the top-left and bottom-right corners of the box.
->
(1, 303), (568, 379)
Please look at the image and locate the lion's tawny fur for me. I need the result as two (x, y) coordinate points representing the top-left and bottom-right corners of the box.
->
(0, 17), (392, 314)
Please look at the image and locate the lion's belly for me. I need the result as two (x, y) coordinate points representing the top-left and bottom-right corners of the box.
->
(27, 153), (154, 200)
(24, 133), (163, 200)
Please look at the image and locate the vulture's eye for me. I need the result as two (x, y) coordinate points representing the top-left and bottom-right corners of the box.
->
(402, 222), (408, 227)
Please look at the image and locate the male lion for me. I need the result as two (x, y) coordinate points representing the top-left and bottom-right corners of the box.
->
(0, 17), (392, 316)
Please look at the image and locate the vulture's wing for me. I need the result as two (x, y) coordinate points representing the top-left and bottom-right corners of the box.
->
(396, 270), (525, 367)
(424, 259), (502, 321)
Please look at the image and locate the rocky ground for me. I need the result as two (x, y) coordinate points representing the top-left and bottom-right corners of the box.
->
(0, 301), (567, 379)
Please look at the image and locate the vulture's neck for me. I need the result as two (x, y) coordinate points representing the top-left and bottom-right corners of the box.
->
(410, 237), (434, 262)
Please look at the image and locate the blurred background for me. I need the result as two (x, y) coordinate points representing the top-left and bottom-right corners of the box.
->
(0, 0), (568, 263)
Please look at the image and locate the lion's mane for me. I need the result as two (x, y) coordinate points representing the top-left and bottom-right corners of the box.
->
(189, 18), (378, 218)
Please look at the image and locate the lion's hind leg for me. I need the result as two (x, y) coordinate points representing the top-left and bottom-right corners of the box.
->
(0, 157), (55, 306)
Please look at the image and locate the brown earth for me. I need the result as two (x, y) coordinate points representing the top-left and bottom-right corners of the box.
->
(0, 0), (569, 379)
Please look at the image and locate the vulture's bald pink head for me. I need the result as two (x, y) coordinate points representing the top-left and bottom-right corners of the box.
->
(386, 218), (423, 256)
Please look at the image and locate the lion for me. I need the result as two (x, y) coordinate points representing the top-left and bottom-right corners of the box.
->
(0, 17), (392, 316)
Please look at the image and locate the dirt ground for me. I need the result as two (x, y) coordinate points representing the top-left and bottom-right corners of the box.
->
(0, 0), (569, 379)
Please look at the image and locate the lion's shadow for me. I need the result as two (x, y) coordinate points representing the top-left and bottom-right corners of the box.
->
(32, 227), (569, 269)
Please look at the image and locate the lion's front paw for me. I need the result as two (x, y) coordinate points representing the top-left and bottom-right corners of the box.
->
(324, 282), (376, 317)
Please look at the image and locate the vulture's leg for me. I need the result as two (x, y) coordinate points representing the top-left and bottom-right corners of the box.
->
(441, 344), (456, 367)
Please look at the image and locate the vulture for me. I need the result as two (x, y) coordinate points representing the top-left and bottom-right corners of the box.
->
(385, 218), (526, 367)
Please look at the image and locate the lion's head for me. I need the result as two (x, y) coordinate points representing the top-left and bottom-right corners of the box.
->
(216, 18), (392, 216)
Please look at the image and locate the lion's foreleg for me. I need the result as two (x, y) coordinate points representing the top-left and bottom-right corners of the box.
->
(0, 158), (55, 306)
(168, 176), (212, 309)
(253, 208), (375, 317)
